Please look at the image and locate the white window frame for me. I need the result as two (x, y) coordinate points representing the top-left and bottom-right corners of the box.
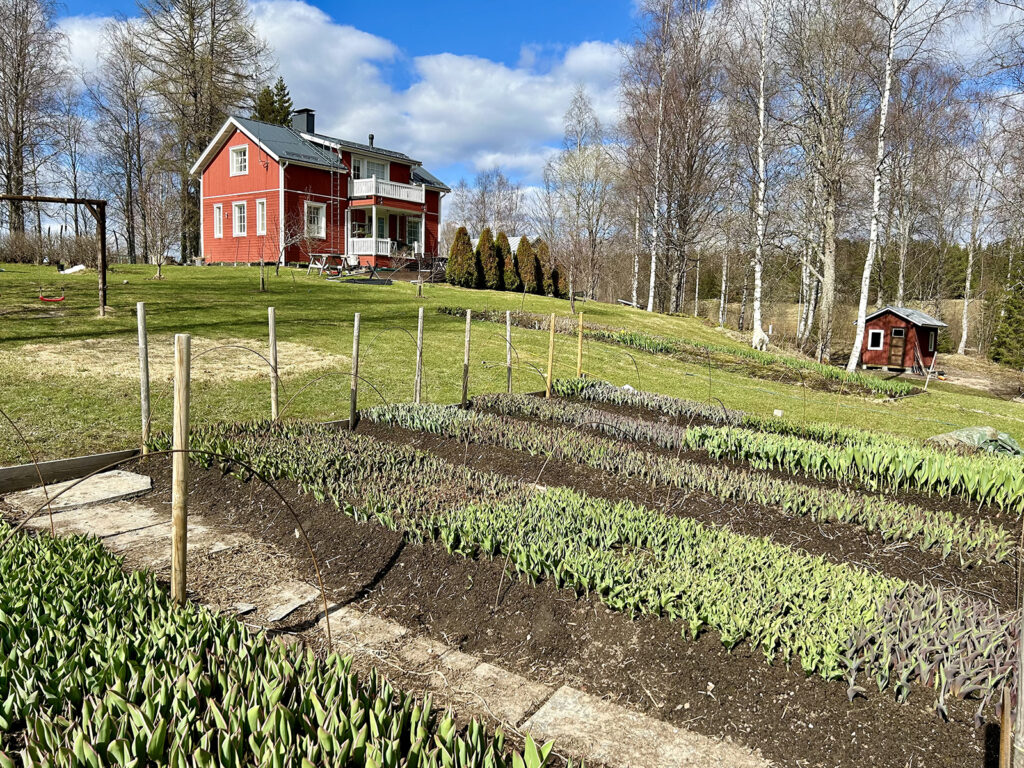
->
(928, 330), (936, 352)
(376, 213), (388, 239)
(229, 145), (248, 176)
(891, 327), (906, 339)
(867, 329), (884, 351)
(232, 201), (247, 237)
(353, 156), (389, 181)
(406, 217), (421, 244)
(305, 201), (327, 239)
(213, 204), (223, 238)
(256, 199), (267, 236)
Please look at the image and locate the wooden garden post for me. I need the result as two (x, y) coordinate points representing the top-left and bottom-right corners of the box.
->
(1013, 626), (1024, 766)
(462, 309), (471, 408)
(1000, 685), (1013, 768)
(576, 311), (585, 378)
(137, 302), (150, 454)
(268, 307), (279, 420)
(546, 312), (556, 398)
(415, 306), (424, 404)
(350, 313), (360, 429)
(171, 333), (191, 606)
(505, 310), (513, 394)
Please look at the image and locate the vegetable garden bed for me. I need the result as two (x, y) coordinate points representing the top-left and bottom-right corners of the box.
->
(136, 452), (999, 768)
(136, 399), (1024, 768)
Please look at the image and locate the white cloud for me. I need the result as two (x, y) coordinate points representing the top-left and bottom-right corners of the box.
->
(58, 0), (626, 183)
(58, 15), (109, 75)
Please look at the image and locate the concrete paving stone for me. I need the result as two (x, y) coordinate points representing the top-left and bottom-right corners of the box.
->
(523, 686), (771, 768)
(5, 470), (152, 513)
(24, 502), (165, 538)
(465, 662), (554, 728)
(393, 636), (480, 682)
(319, 605), (409, 648)
(265, 581), (322, 622)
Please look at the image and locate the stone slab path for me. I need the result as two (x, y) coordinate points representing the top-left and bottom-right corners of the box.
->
(2, 472), (772, 768)
(6, 470), (152, 512)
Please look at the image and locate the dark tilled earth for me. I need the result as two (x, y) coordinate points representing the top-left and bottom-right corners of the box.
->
(131, 428), (1004, 768)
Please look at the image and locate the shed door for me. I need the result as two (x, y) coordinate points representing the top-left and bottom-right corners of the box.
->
(888, 327), (906, 366)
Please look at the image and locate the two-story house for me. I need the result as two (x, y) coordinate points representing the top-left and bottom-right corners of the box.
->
(191, 108), (449, 268)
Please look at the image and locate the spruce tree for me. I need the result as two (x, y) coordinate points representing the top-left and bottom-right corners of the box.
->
(477, 228), (502, 290)
(446, 227), (473, 286)
(496, 232), (517, 292)
(532, 238), (548, 295)
(252, 77), (293, 125)
(990, 285), (1024, 370)
(517, 238), (536, 293)
(271, 77), (293, 124)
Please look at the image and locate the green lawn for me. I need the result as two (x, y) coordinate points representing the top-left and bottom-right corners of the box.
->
(1, 262), (1023, 464)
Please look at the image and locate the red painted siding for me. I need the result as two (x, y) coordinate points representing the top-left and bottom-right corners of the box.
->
(201, 129), (281, 264)
(282, 164), (347, 264)
(860, 311), (938, 369)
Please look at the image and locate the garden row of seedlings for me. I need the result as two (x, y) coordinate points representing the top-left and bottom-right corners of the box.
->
(0, 520), (561, 767)
(436, 306), (916, 398)
(158, 419), (1015, 726)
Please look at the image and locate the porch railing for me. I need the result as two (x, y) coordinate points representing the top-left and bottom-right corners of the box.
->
(350, 176), (425, 204)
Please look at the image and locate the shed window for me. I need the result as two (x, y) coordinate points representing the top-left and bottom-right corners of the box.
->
(230, 146), (248, 176)
(928, 330), (936, 352)
(891, 327), (905, 339)
(305, 202), (326, 238)
(867, 329), (884, 350)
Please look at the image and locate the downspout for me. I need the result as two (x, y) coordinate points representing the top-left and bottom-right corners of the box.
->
(279, 160), (288, 266)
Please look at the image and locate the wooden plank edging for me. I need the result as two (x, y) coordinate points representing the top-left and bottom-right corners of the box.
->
(0, 449), (141, 495)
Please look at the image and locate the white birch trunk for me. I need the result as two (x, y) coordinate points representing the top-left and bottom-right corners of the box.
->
(632, 189), (641, 307)
(718, 249), (728, 327)
(646, 79), (667, 313)
(847, 1), (898, 372)
(751, 2), (771, 349)
(958, 176), (983, 354)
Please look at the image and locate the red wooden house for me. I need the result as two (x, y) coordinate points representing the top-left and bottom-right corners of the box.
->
(191, 109), (449, 268)
(858, 306), (947, 371)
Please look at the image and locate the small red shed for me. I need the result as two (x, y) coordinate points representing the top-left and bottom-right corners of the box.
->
(859, 306), (947, 371)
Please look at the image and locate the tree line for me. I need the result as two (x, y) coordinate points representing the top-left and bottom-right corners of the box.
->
(0, 0), (269, 266)
(441, 0), (1024, 368)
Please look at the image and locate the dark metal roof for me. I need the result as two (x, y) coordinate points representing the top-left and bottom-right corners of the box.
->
(411, 166), (451, 192)
(304, 131), (418, 163)
(864, 306), (948, 328)
(234, 117), (347, 171)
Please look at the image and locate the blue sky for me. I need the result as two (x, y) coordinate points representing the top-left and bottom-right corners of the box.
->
(59, 0), (635, 184)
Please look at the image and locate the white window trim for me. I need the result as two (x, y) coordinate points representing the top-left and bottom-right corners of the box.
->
(867, 329), (884, 351)
(891, 327), (906, 339)
(229, 145), (249, 176)
(256, 199), (267, 236)
(406, 217), (422, 243)
(305, 201), (327, 239)
(928, 330), (936, 352)
(213, 204), (223, 238)
(353, 156), (389, 182)
(232, 201), (247, 237)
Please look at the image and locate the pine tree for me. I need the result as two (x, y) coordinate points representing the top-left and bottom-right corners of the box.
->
(477, 228), (502, 290)
(518, 238), (537, 293)
(990, 285), (1024, 370)
(533, 238), (549, 295)
(446, 226), (473, 286)
(496, 232), (518, 292)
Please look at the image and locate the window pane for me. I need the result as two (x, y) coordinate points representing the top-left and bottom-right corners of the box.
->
(367, 160), (386, 179)
(407, 219), (420, 243)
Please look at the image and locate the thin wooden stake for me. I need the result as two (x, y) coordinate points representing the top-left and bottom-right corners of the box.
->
(576, 311), (585, 378)
(546, 312), (556, 398)
(268, 306), (279, 420)
(1015, 619), (1024, 766)
(350, 313), (360, 429)
(1001, 685), (1013, 768)
(415, 306), (424, 404)
(171, 333), (191, 606)
(505, 310), (513, 394)
(137, 302), (150, 454)
(462, 309), (472, 407)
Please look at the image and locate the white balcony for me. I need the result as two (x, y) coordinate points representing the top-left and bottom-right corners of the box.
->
(350, 176), (425, 204)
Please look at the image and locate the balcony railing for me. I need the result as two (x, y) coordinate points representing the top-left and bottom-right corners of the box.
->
(350, 176), (425, 204)
(348, 238), (423, 258)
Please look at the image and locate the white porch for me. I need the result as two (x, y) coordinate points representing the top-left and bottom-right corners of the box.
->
(346, 204), (424, 261)
(349, 176), (425, 204)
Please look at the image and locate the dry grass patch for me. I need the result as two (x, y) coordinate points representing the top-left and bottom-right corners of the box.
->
(0, 336), (348, 383)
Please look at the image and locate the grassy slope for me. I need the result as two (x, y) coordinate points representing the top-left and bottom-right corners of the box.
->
(1, 262), (1023, 464)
